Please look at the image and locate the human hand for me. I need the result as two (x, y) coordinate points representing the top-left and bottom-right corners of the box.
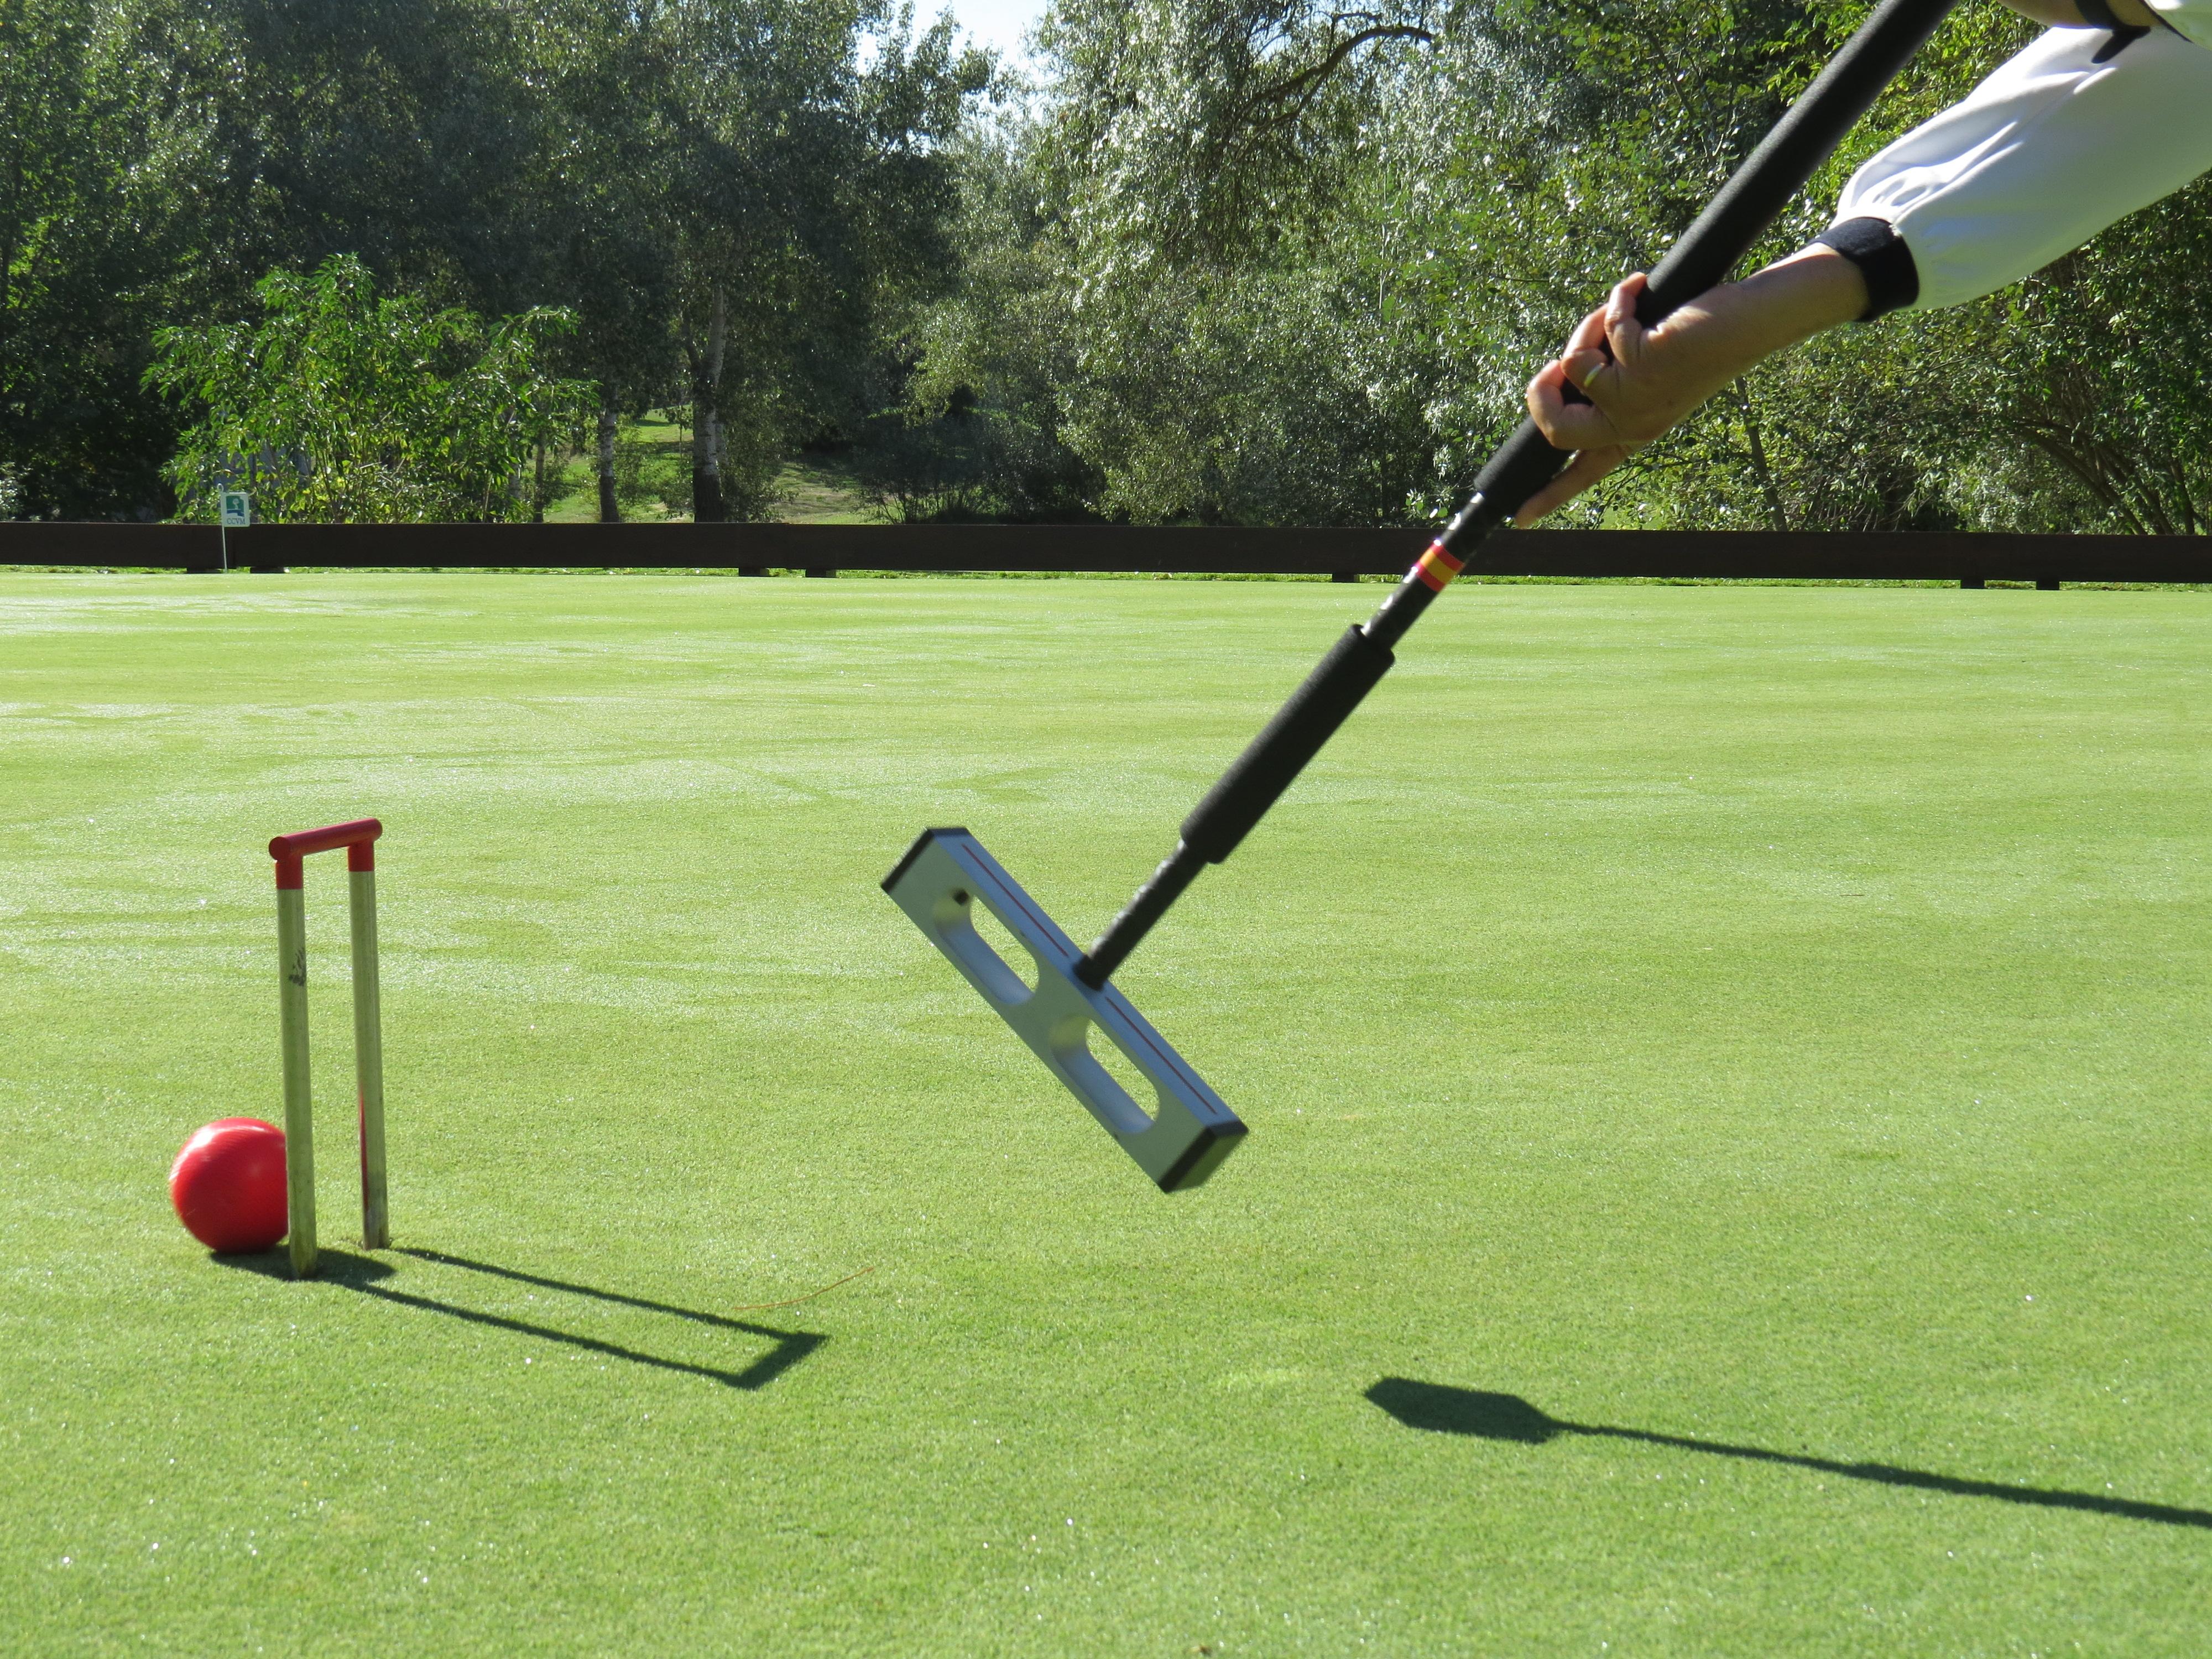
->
(1519, 273), (1669, 525)
(1515, 250), (1870, 524)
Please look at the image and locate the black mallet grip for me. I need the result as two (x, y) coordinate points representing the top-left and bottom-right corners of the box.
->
(1075, 624), (1394, 987)
(1180, 624), (1395, 864)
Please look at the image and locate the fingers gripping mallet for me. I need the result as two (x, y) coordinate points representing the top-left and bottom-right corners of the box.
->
(885, 0), (1960, 1190)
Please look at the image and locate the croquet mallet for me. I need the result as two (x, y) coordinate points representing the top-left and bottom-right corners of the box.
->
(885, 0), (1963, 1190)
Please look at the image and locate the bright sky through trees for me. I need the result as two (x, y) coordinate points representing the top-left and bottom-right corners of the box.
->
(936, 0), (1045, 60)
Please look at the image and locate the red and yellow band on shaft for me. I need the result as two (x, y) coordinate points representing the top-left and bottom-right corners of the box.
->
(1411, 541), (1464, 593)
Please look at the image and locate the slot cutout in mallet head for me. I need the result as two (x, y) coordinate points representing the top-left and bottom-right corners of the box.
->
(882, 828), (1245, 1191)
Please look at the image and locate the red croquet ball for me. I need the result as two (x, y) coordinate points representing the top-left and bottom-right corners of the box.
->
(169, 1118), (289, 1253)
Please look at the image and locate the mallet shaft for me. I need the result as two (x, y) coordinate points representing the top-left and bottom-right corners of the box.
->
(1076, 842), (1206, 988)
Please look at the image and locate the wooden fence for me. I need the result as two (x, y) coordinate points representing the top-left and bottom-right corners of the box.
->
(5, 521), (2211, 585)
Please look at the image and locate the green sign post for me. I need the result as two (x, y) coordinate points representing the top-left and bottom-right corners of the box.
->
(218, 491), (249, 573)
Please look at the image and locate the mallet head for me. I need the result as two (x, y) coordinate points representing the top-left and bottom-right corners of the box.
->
(882, 828), (1246, 1191)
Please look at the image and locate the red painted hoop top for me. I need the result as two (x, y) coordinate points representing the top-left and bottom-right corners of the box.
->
(269, 818), (382, 887)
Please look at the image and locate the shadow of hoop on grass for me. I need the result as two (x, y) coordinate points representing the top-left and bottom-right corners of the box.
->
(214, 1246), (823, 1390)
(1365, 1378), (2212, 1532)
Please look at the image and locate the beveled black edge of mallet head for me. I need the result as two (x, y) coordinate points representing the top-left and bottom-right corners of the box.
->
(880, 822), (957, 894)
(882, 827), (1246, 1191)
(889, 0), (1962, 1185)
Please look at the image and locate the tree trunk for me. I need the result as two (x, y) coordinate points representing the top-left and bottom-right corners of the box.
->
(691, 285), (728, 523)
(596, 393), (619, 524)
(1731, 379), (1790, 534)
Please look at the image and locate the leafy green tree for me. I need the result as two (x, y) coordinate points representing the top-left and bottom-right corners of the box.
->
(1968, 182), (2212, 534)
(924, 0), (2208, 532)
(859, 124), (1104, 520)
(1037, 0), (1438, 268)
(2, 0), (559, 518)
(528, 0), (684, 520)
(661, 0), (991, 520)
(3, 0), (992, 521)
(0, 0), (219, 517)
(211, 0), (549, 307)
(147, 254), (588, 522)
(524, 0), (990, 520)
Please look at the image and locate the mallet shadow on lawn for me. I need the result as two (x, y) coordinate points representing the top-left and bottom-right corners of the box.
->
(1366, 1379), (2212, 1532)
(215, 1246), (824, 1390)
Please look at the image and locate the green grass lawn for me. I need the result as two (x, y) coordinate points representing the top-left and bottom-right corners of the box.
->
(4, 572), (2209, 1655)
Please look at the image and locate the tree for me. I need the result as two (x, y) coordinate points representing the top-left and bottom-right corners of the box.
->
(526, 0), (990, 522)
(3, 0), (993, 521)
(2, 0), (559, 519)
(211, 0), (549, 309)
(920, 0), (2211, 532)
(658, 0), (990, 520)
(0, 0), (220, 517)
(857, 122), (1103, 520)
(147, 254), (588, 522)
(1974, 182), (2212, 535)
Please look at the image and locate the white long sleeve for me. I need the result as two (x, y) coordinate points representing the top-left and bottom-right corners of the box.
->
(2148, 0), (2212, 48)
(1832, 24), (2212, 310)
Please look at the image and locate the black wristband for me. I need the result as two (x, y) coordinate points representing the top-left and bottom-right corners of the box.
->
(2075, 0), (2152, 58)
(1812, 216), (1921, 319)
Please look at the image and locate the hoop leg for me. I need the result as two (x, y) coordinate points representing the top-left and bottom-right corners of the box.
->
(277, 885), (317, 1278)
(351, 866), (388, 1249)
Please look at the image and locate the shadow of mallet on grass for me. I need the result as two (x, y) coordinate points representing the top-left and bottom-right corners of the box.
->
(216, 1246), (823, 1390)
(1365, 1378), (2212, 1531)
